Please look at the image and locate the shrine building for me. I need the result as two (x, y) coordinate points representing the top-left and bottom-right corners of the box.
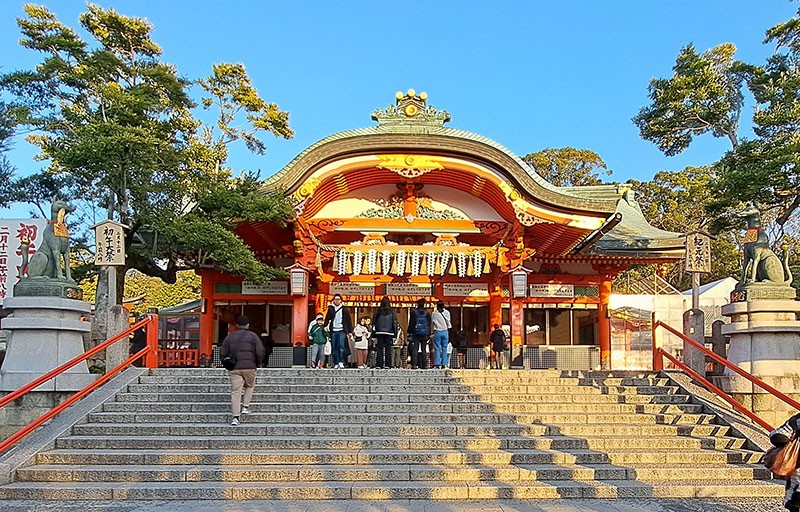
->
(196, 91), (684, 370)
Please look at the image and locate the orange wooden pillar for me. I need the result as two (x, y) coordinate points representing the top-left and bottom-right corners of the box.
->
(489, 288), (503, 330)
(199, 273), (216, 364)
(598, 278), (612, 370)
(293, 295), (309, 347)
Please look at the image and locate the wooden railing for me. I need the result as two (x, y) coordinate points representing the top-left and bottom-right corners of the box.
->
(158, 349), (199, 367)
(0, 314), (159, 454)
(652, 319), (800, 432)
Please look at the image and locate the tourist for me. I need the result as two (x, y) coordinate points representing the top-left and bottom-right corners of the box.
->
(307, 312), (324, 339)
(129, 317), (146, 367)
(308, 315), (327, 369)
(408, 298), (431, 369)
(431, 300), (452, 369)
(490, 324), (506, 370)
(220, 315), (264, 426)
(372, 296), (399, 369)
(259, 330), (273, 368)
(770, 412), (800, 511)
(323, 294), (353, 369)
(353, 317), (371, 369)
(391, 328), (406, 368)
(454, 330), (469, 369)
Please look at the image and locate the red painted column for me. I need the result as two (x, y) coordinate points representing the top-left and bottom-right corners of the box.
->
(598, 278), (612, 370)
(489, 289), (503, 329)
(199, 272), (216, 364)
(293, 295), (310, 347)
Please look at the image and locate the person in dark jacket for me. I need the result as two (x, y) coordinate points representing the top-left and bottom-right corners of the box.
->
(408, 298), (431, 369)
(372, 296), (398, 369)
(324, 294), (353, 369)
(771, 413), (800, 511)
(221, 315), (264, 426)
(129, 317), (147, 367)
(259, 330), (274, 368)
(489, 324), (506, 369)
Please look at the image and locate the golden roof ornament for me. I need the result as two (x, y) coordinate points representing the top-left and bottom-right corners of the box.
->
(371, 89), (451, 129)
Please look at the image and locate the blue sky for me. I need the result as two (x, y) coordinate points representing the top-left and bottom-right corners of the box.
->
(0, 1), (797, 217)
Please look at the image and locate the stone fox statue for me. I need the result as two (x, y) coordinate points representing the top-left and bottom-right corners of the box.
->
(20, 199), (75, 282)
(738, 203), (792, 286)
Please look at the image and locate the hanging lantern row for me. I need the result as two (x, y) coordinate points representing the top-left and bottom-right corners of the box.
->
(333, 248), (491, 278)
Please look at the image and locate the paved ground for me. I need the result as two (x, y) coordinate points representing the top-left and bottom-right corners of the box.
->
(0, 499), (787, 512)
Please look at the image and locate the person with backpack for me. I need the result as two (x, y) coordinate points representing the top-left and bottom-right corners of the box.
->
(324, 293), (353, 369)
(431, 300), (452, 369)
(220, 315), (264, 426)
(372, 296), (399, 369)
(408, 298), (432, 369)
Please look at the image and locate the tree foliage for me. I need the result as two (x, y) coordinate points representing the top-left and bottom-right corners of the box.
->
(522, 148), (611, 186)
(80, 269), (201, 314)
(626, 166), (741, 289)
(1, 4), (295, 300)
(633, 43), (744, 155)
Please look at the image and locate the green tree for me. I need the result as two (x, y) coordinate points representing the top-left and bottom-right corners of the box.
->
(712, 12), (800, 228)
(633, 43), (744, 155)
(522, 148), (611, 186)
(1, 4), (294, 293)
(626, 166), (741, 290)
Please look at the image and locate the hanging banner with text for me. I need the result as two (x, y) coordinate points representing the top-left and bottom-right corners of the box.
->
(329, 282), (376, 296)
(442, 283), (489, 297)
(242, 280), (290, 295)
(384, 283), (432, 296)
(529, 284), (575, 298)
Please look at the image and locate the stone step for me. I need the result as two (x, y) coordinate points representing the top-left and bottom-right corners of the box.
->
(35, 448), (762, 466)
(86, 410), (718, 426)
(0, 479), (783, 500)
(54, 434), (746, 451)
(101, 400), (705, 414)
(135, 375), (671, 387)
(68, 421), (730, 438)
(112, 392), (690, 404)
(123, 383), (680, 395)
(14, 462), (771, 483)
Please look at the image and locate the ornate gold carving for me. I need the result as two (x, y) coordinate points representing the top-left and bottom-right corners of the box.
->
(376, 154), (445, 179)
(404, 104), (419, 117)
(293, 176), (321, 202)
(514, 206), (541, 227)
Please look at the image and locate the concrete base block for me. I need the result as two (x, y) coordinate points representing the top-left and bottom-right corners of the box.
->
(0, 297), (95, 392)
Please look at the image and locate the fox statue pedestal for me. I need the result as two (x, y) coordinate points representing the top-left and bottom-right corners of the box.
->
(718, 285), (800, 429)
(0, 296), (96, 391)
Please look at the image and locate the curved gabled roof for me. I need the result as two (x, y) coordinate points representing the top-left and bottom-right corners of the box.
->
(263, 95), (621, 215)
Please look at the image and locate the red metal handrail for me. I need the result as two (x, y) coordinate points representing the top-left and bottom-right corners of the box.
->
(0, 314), (159, 454)
(652, 319), (800, 432)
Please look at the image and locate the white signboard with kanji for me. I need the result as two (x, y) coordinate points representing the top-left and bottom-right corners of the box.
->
(685, 231), (712, 273)
(0, 219), (47, 303)
(242, 280), (290, 295)
(93, 220), (126, 266)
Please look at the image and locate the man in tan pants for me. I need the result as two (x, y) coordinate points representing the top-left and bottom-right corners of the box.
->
(221, 315), (264, 425)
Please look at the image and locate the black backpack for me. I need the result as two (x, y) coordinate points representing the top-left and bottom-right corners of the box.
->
(411, 309), (429, 337)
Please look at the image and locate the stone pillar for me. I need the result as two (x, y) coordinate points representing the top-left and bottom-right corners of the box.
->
(104, 305), (130, 371)
(682, 309), (706, 377)
(710, 320), (727, 376)
(719, 293), (800, 429)
(0, 297), (97, 391)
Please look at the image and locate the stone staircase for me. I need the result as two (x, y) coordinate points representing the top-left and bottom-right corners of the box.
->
(0, 368), (783, 500)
